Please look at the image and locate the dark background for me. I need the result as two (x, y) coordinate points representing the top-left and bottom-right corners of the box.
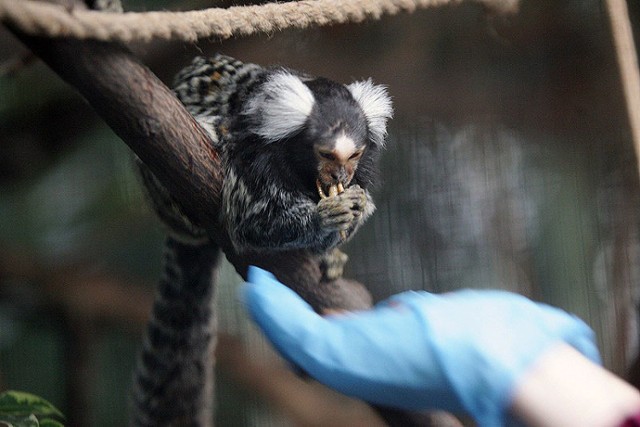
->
(1, 0), (639, 425)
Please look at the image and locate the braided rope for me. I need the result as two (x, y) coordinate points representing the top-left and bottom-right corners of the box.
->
(0, 0), (518, 43)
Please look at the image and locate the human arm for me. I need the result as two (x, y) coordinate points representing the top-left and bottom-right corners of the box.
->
(241, 267), (638, 426)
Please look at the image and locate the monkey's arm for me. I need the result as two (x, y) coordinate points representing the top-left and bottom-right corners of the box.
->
(224, 181), (371, 253)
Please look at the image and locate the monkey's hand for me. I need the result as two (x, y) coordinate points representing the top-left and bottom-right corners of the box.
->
(317, 185), (367, 237)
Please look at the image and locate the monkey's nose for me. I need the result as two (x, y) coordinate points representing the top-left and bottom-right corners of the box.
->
(331, 168), (349, 184)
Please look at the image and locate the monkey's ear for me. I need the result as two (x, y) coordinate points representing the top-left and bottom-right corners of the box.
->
(244, 71), (315, 142)
(347, 80), (393, 147)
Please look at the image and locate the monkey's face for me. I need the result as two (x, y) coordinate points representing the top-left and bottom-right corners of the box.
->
(314, 133), (365, 198)
(243, 71), (390, 198)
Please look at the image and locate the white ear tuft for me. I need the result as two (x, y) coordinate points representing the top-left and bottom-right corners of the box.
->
(244, 71), (315, 142)
(347, 79), (393, 147)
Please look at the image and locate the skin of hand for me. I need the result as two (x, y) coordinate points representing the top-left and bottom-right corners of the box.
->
(241, 266), (602, 425)
(511, 342), (640, 427)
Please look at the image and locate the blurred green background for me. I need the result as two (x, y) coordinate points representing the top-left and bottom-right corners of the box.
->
(1, 0), (640, 425)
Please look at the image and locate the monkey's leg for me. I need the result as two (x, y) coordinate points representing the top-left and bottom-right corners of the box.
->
(319, 248), (349, 282)
(131, 237), (221, 426)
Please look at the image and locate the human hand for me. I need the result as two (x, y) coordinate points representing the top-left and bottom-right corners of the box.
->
(242, 267), (600, 425)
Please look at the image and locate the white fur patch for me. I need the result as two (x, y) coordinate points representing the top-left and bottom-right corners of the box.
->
(334, 134), (357, 161)
(244, 71), (315, 142)
(347, 79), (393, 147)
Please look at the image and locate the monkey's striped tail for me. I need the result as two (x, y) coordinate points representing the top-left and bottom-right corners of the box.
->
(130, 237), (220, 426)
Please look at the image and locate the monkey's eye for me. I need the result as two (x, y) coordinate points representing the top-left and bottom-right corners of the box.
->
(349, 150), (364, 161)
(318, 151), (336, 161)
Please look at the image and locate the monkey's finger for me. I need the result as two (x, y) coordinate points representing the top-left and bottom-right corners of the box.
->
(343, 194), (366, 212)
(324, 214), (354, 230)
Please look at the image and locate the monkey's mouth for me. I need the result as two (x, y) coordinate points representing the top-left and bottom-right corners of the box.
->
(316, 180), (345, 199)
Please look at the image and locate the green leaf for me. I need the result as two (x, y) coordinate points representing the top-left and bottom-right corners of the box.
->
(0, 391), (64, 420)
(0, 413), (40, 427)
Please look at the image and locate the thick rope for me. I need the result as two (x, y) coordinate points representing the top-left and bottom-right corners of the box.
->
(0, 0), (517, 43)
